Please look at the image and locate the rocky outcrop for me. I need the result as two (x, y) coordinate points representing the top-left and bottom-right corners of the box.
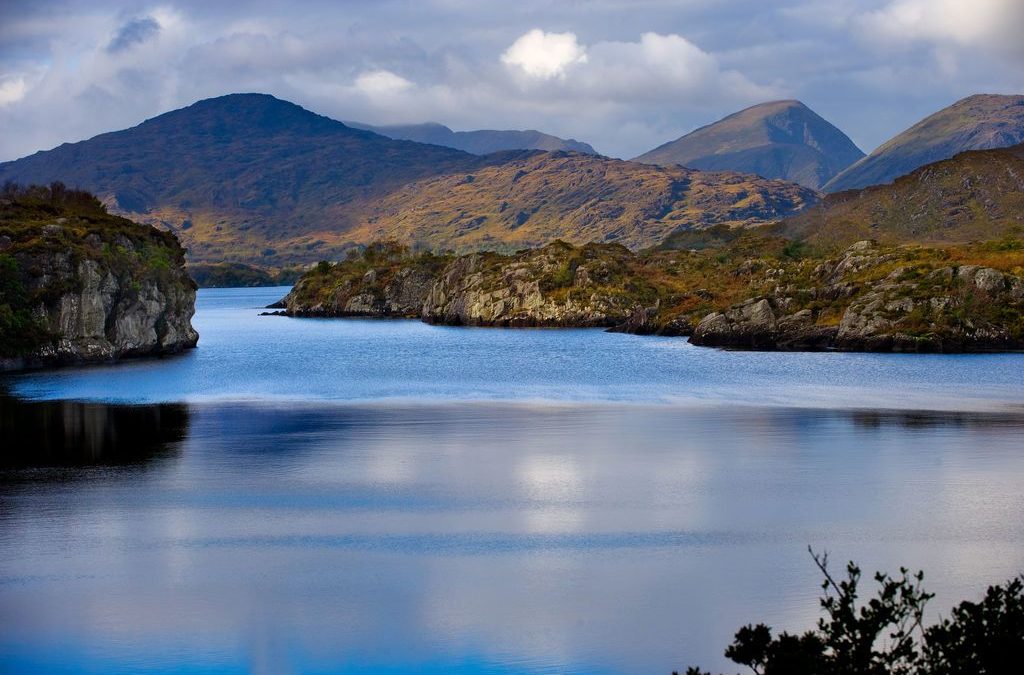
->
(691, 242), (1024, 352)
(283, 258), (439, 318)
(420, 245), (646, 327)
(1, 187), (198, 371)
(690, 298), (837, 350)
(281, 241), (659, 329)
(832, 265), (1024, 351)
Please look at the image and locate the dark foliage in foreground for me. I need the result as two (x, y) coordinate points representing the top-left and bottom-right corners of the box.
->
(679, 548), (1023, 675)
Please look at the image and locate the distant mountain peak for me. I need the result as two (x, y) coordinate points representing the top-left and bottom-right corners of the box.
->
(137, 92), (353, 137)
(347, 120), (598, 155)
(632, 100), (863, 190)
(823, 93), (1024, 192)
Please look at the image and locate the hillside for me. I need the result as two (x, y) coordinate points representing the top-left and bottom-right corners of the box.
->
(0, 94), (817, 264)
(780, 143), (1024, 249)
(343, 151), (818, 252)
(0, 94), (492, 265)
(824, 94), (1024, 192)
(633, 101), (864, 190)
(346, 121), (597, 155)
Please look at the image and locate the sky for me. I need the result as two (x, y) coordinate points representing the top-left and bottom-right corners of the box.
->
(1, 0), (1023, 162)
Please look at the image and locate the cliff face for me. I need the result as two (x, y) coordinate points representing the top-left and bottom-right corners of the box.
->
(281, 242), (658, 327)
(0, 186), (198, 371)
(421, 243), (651, 327)
(281, 241), (674, 329)
(281, 244), (449, 318)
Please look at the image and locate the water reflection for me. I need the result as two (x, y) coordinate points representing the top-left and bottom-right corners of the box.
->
(0, 394), (188, 468)
(849, 409), (1024, 429)
(1, 401), (1023, 674)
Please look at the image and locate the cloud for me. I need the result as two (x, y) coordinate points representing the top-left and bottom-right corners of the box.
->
(106, 16), (160, 53)
(572, 32), (774, 102)
(501, 29), (587, 79)
(496, 30), (778, 110)
(355, 70), (414, 97)
(0, 76), (28, 106)
(0, 1), (1022, 162)
(857, 0), (1024, 58)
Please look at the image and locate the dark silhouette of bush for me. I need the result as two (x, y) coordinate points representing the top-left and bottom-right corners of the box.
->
(679, 547), (1023, 675)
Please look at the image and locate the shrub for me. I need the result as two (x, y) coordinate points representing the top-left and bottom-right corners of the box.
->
(680, 548), (1022, 675)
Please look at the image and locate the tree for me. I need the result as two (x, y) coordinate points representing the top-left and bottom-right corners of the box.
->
(679, 547), (1023, 675)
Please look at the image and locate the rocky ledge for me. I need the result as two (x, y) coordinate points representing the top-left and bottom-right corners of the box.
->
(1, 185), (198, 371)
(691, 241), (1024, 352)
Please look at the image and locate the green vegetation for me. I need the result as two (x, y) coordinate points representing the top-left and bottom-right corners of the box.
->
(0, 253), (50, 356)
(681, 549), (1023, 675)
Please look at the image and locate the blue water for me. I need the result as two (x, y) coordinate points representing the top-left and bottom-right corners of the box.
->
(2, 287), (1024, 674)
(7, 287), (1024, 411)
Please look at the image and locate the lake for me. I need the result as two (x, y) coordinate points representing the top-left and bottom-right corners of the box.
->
(2, 287), (1024, 674)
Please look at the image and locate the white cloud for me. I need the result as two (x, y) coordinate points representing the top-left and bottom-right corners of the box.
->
(495, 30), (779, 112)
(574, 32), (775, 102)
(857, 0), (1024, 56)
(355, 69), (414, 97)
(0, 77), (28, 106)
(501, 29), (588, 79)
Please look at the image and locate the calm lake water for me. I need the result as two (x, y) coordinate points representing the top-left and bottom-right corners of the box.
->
(2, 287), (1024, 674)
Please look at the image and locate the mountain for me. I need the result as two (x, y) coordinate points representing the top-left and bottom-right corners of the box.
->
(0, 93), (817, 265)
(341, 150), (818, 252)
(0, 94), (500, 263)
(346, 121), (597, 155)
(632, 101), (864, 190)
(824, 94), (1024, 192)
(781, 143), (1024, 248)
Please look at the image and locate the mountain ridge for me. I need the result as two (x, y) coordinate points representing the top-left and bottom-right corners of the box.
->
(824, 94), (1024, 192)
(0, 93), (818, 265)
(633, 100), (864, 190)
(345, 120), (597, 155)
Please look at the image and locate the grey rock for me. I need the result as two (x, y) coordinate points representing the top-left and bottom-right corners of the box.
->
(2, 235), (198, 371)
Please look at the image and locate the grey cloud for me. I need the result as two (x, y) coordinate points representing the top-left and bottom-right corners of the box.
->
(106, 16), (160, 53)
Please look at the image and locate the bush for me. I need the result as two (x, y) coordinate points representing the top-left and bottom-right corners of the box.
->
(680, 548), (1023, 675)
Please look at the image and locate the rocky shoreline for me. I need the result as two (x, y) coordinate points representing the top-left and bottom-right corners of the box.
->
(1, 186), (199, 372)
(277, 239), (1024, 353)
